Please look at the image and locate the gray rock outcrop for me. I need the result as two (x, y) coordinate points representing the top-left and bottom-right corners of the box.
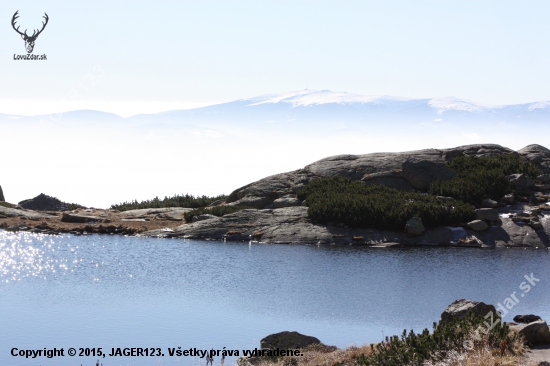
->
(18, 193), (68, 212)
(440, 299), (499, 323)
(260, 331), (321, 350)
(224, 144), (517, 209)
(0, 185), (4, 202)
(518, 144), (550, 173)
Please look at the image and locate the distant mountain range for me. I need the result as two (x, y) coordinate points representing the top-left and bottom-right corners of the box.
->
(3, 90), (550, 131)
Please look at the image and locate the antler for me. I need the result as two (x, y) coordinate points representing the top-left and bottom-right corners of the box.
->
(30, 13), (49, 39)
(11, 11), (27, 37)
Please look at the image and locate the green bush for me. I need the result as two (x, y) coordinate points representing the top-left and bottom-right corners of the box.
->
(297, 177), (474, 231)
(183, 205), (254, 222)
(110, 194), (227, 212)
(356, 313), (520, 366)
(429, 154), (540, 205)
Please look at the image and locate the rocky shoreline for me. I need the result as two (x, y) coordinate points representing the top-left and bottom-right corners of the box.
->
(2, 143), (550, 248)
(1, 201), (549, 248)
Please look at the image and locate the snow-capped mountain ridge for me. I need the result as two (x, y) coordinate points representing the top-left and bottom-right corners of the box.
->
(241, 89), (550, 114)
(244, 90), (417, 107)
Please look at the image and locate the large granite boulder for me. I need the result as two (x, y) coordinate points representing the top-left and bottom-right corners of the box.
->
(509, 318), (550, 346)
(0, 185), (4, 202)
(440, 299), (499, 323)
(401, 158), (456, 190)
(260, 331), (321, 350)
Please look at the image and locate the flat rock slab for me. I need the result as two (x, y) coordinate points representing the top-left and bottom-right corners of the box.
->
(119, 207), (192, 221)
(0, 206), (56, 220)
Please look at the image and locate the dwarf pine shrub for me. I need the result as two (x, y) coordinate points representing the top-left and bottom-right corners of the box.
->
(355, 313), (520, 366)
(65, 202), (87, 210)
(297, 177), (474, 231)
(110, 194), (228, 211)
(183, 205), (254, 222)
(429, 153), (540, 205)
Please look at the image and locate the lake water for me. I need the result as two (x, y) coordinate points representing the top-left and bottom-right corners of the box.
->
(1, 229), (549, 366)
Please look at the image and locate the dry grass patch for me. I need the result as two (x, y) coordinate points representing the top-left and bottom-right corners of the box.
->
(242, 344), (372, 366)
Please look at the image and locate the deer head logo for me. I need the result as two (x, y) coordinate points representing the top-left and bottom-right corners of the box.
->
(12, 11), (49, 54)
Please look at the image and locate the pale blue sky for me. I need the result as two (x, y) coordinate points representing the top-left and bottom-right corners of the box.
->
(1, 0), (550, 116)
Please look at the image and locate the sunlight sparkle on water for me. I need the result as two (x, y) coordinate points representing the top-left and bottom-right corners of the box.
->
(0, 231), (73, 282)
